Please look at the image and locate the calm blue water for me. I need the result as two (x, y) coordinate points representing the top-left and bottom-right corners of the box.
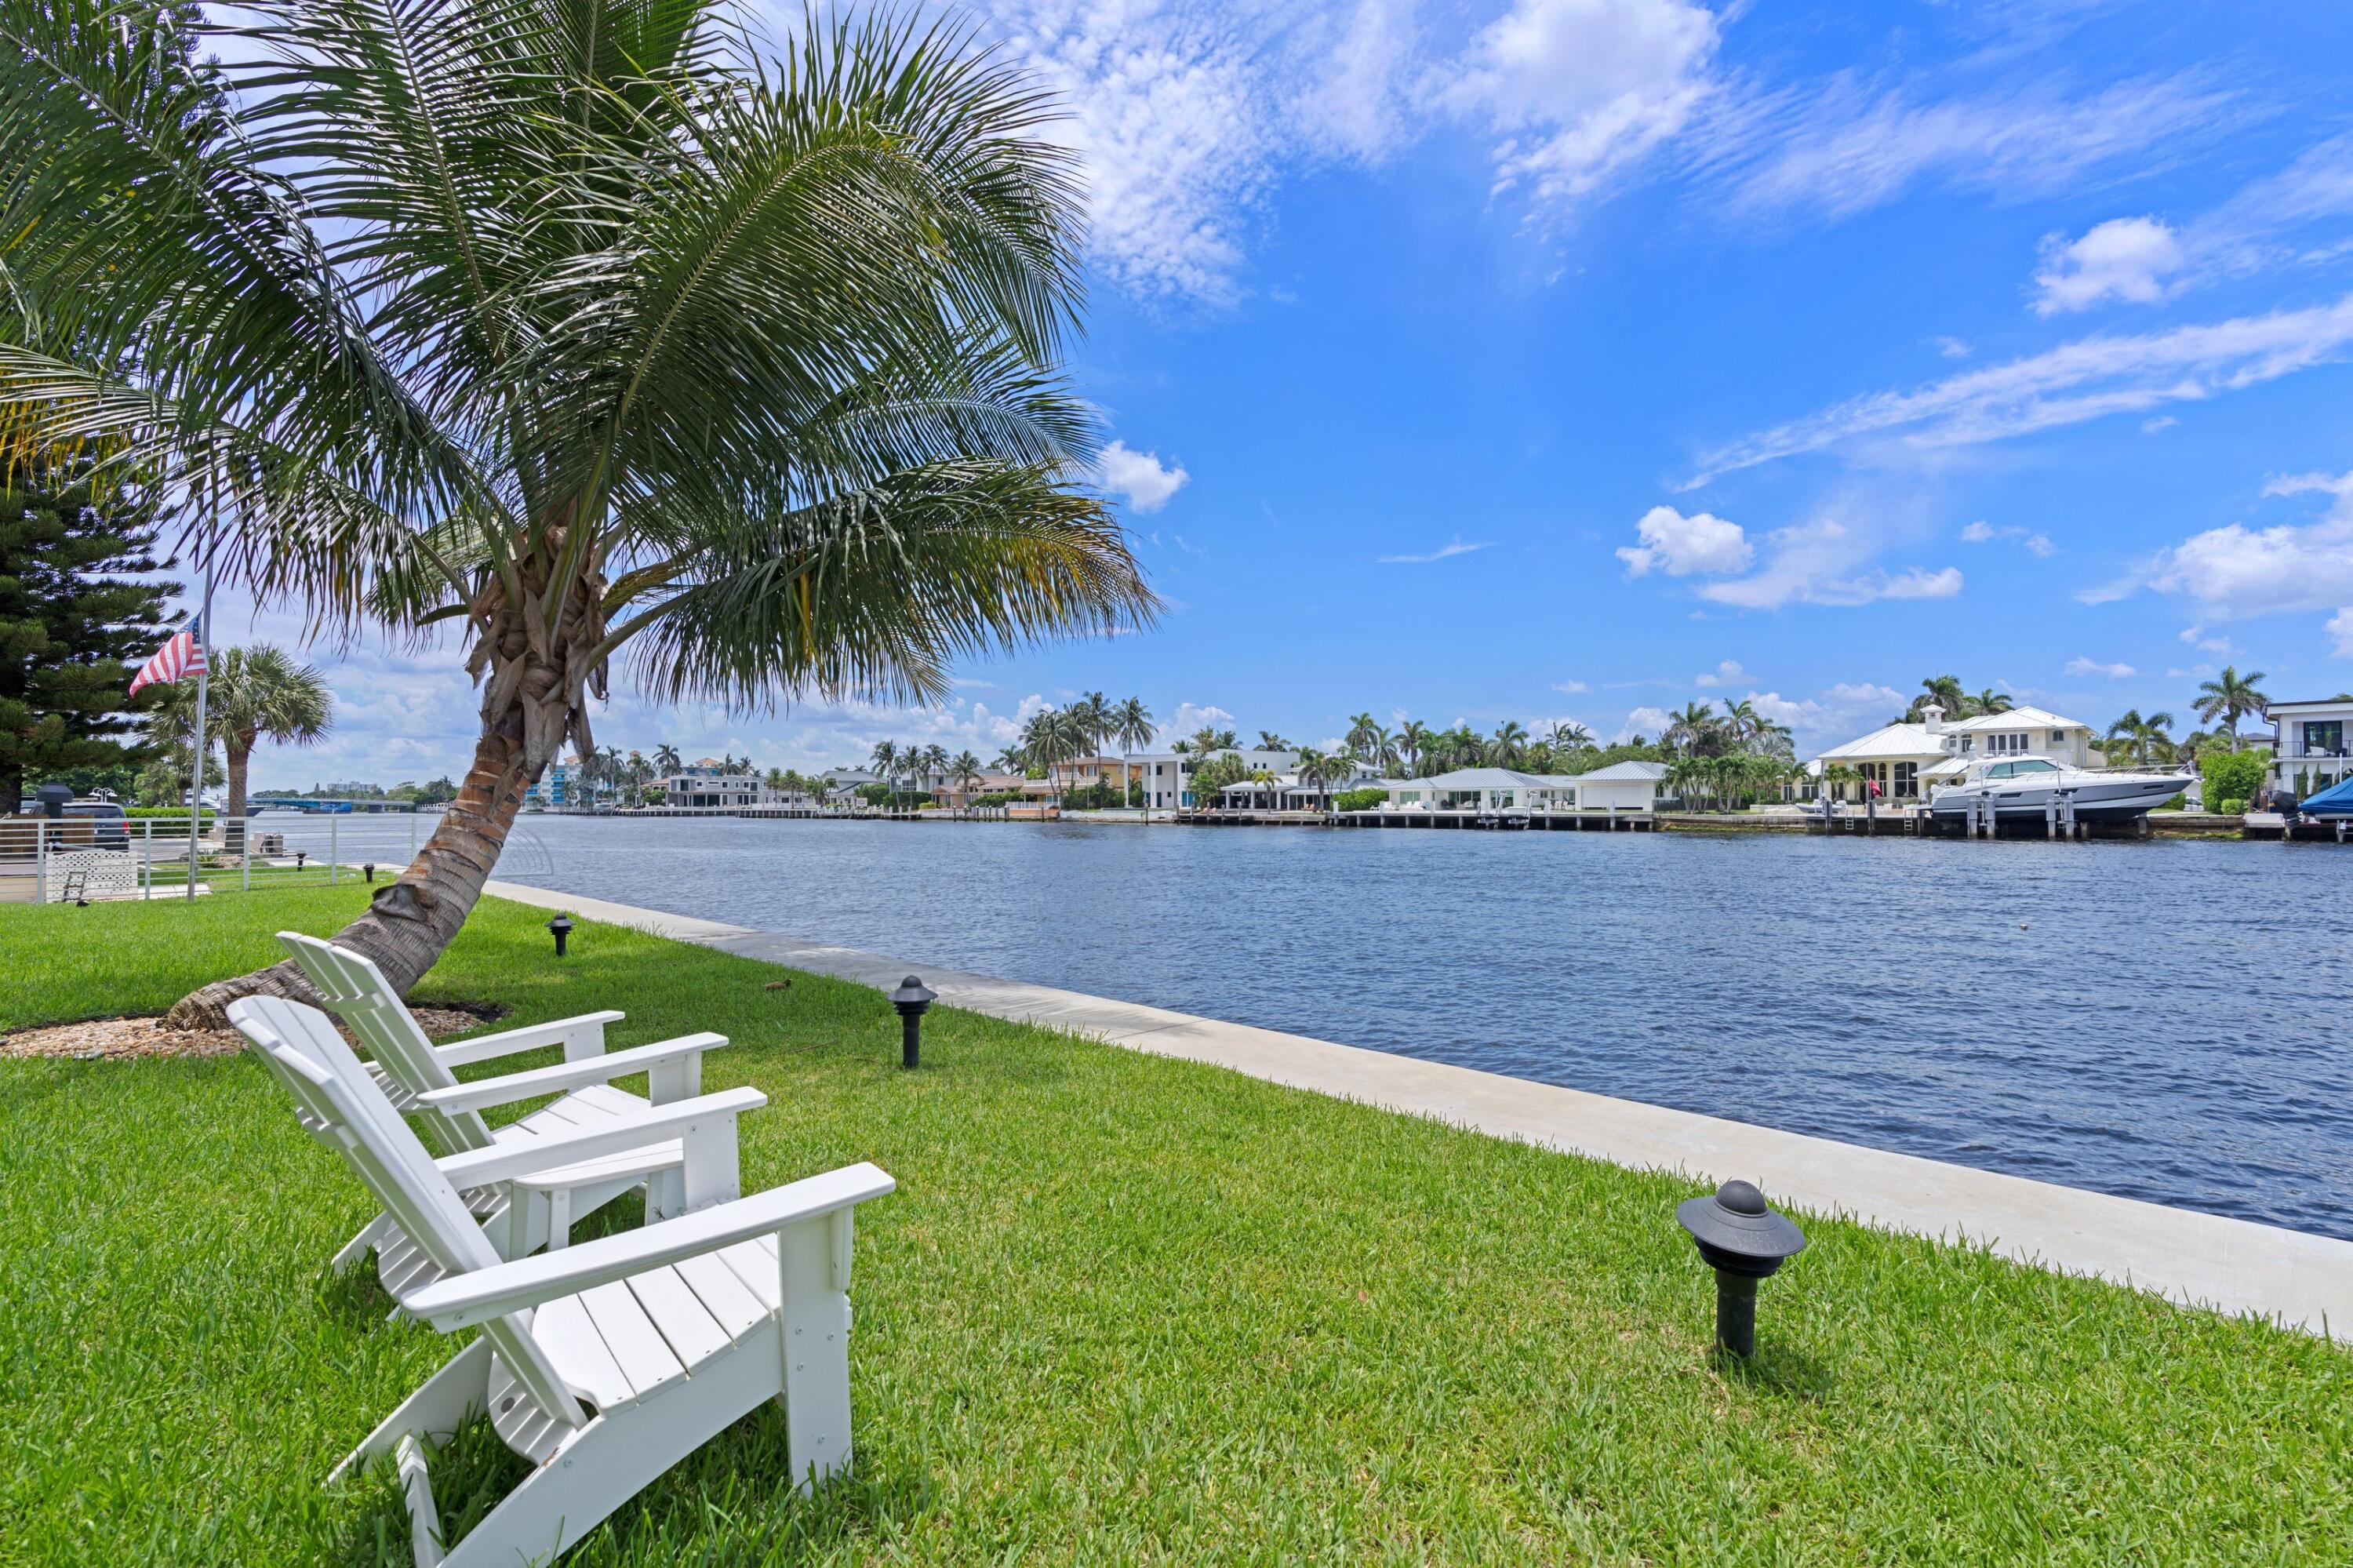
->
(499, 817), (2353, 1239)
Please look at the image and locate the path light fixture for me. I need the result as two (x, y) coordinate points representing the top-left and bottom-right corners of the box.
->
(888, 976), (936, 1069)
(546, 912), (574, 959)
(1676, 1179), (1807, 1358)
(362, 862), (376, 883)
(294, 849), (307, 870)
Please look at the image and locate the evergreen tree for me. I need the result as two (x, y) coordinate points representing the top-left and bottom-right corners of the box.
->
(0, 457), (179, 813)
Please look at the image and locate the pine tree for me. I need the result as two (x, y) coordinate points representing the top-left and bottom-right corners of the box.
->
(0, 457), (180, 813)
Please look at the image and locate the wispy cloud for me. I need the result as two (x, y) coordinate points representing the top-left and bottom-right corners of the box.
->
(1692, 292), (2353, 481)
(1550, 678), (1589, 693)
(1960, 520), (2057, 556)
(1378, 536), (1493, 564)
(2064, 656), (2138, 677)
(1693, 658), (1750, 687)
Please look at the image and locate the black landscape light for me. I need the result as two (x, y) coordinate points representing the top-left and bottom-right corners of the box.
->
(888, 975), (936, 1069)
(1677, 1179), (1807, 1358)
(546, 912), (574, 959)
(362, 861), (376, 883)
(294, 849), (308, 870)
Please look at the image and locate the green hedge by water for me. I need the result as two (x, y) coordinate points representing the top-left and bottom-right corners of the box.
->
(1, 890), (2348, 1564)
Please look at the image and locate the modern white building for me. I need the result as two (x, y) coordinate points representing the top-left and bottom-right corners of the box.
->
(1576, 760), (1671, 811)
(1808, 704), (2097, 804)
(2265, 697), (2353, 799)
(1132, 748), (1300, 810)
(657, 757), (766, 808)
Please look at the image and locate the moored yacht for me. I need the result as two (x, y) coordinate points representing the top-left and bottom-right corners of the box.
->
(1926, 753), (2185, 823)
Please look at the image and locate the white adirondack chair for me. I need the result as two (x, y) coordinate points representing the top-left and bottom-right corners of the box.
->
(231, 995), (893, 1568)
(277, 930), (737, 1273)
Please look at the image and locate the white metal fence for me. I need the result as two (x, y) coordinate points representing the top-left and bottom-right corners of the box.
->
(1, 813), (551, 904)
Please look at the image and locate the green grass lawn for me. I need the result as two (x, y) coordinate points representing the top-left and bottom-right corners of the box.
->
(2, 890), (2347, 1565)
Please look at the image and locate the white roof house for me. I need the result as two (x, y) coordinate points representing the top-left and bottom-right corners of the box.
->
(2266, 697), (2353, 798)
(1380, 764), (1665, 813)
(1576, 760), (1670, 812)
(1808, 704), (2096, 802)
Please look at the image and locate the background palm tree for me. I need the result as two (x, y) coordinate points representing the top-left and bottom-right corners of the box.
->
(870, 740), (900, 801)
(1344, 711), (1382, 758)
(1488, 720), (1528, 766)
(654, 743), (682, 774)
(2194, 666), (2269, 747)
(1970, 688), (2013, 716)
(2105, 709), (2177, 767)
(1398, 719), (1430, 776)
(950, 748), (981, 812)
(1547, 720), (1593, 754)
(6, 2), (1156, 1025)
(920, 742), (951, 802)
(1911, 675), (1968, 719)
(1109, 694), (1152, 793)
(153, 643), (331, 841)
(1257, 729), (1293, 750)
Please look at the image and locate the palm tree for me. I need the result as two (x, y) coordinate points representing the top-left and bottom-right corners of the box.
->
(1344, 711), (1384, 759)
(1548, 720), (1594, 754)
(1969, 688), (2013, 717)
(950, 748), (981, 813)
(1398, 719), (1431, 777)
(1294, 747), (1342, 813)
(1108, 695), (1153, 789)
(27, 4), (1159, 1024)
(2194, 666), (2269, 747)
(920, 742), (951, 802)
(1664, 702), (1718, 757)
(152, 644), (331, 842)
(1488, 720), (1528, 766)
(870, 740), (900, 800)
(2105, 709), (2177, 768)
(1911, 675), (1968, 720)
(654, 744), (682, 775)
(1257, 729), (1293, 750)
(1072, 691), (1111, 759)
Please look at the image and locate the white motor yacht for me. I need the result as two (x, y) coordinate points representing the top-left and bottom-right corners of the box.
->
(1926, 753), (2185, 824)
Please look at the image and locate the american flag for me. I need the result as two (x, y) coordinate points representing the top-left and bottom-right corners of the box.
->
(127, 629), (208, 695)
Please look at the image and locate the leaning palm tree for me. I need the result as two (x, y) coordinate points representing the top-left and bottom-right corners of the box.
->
(151, 643), (331, 841)
(5, 3), (1156, 1024)
(2194, 666), (2268, 747)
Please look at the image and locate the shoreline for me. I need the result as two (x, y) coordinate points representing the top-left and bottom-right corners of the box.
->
(486, 878), (2353, 1341)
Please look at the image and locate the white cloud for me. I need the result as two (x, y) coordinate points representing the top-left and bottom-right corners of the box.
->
(1961, 520), (2058, 556)
(2031, 134), (2353, 314)
(1693, 291), (2353, 481)
(1551, 678), (1589, 693)
(1096, 440), (1189, 513)
(2180, 625), (2237, 656)
(1437, 0), (1721, 221)
(2032, 216), (2184, 314)
(1689, 518), (1963, 609)
(1741, 682), (1907, 753)
(1693, 658), (1750, 687)
(2330, 608), (2353, 658)
(1379, 536), (1493, 564)
(1154, 701), (1237, 747)
(1711, 71), (2237, 224)
(2097, 471), (2353, 656)
(1617, 704), (1675, 743)
(1934, 336), (1973, 359)
(1617, 504), (1751, 577)
(2064, 657), (2138, 678)
(2143, 415), (2178, 433)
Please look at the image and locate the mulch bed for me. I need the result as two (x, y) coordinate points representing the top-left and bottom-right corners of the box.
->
(1, 1004), (502, 1062)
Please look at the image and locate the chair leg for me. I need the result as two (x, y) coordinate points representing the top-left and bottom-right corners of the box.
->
(331, 1337), (493, 1486)
(777, 1218), (856, 1489)
(547, 1188), (572, 1250)
(438, 1343), (780, 1568)
(333, 1213), (392, 1272)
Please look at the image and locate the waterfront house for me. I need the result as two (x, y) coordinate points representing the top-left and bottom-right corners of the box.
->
(1022, 754), (1136, 801)
(1577, 760), (1671, 810)
(1809, 704), (2097, 804)
(658, 757), (766, 808)
(937, 770), (1027, 808)
(2265, 697), (2353, 800)
(1133, 748), (1300, 810)
(525, 755), (582, 809)
(1383, 767), (1584, 813)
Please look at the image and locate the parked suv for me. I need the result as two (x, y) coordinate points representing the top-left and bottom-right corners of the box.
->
(14, 797), (131, 850)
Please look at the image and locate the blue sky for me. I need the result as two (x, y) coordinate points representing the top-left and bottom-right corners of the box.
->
(205, 0), (2353, 787)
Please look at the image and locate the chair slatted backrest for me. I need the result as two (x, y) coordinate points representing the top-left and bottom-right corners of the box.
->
(230, 996), (589, 1435)
(277, 931), (497, 1152)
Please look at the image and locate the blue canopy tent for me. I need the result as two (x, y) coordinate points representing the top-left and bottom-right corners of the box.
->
(2297, 775), (2353, 817)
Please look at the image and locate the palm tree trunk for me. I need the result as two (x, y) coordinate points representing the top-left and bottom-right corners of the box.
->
(224, 734), (253, 853)
(165, 588), (595, 1030)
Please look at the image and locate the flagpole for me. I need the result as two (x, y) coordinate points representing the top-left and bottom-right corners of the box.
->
(185, 477), (216, 900)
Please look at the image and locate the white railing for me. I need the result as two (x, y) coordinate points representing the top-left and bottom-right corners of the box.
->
(1, 813), (550, 904)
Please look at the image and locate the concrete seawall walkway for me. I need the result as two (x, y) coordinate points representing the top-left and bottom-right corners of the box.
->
(486, 880), (2352, 1341)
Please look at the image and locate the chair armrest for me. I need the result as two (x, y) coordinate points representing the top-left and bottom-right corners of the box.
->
(431, 1087), (769, 1190)
(431, 1010), (626, 1068)
(414, 1032), (727, 1115)
(406, 1162), (897, 1328)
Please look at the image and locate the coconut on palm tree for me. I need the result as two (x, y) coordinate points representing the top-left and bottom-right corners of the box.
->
(2194, 666), (2269, 747)
(11, 1), (1159, 1024)
(152, 643), (331, 843)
